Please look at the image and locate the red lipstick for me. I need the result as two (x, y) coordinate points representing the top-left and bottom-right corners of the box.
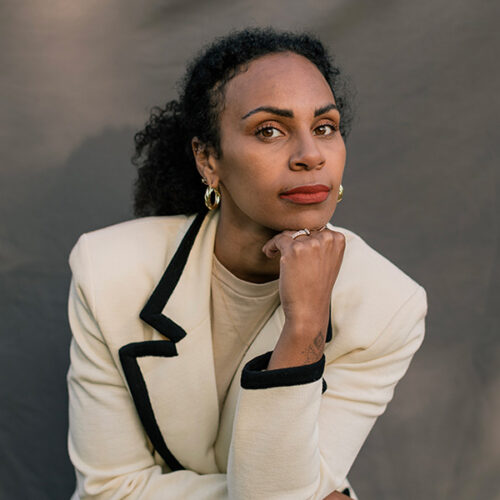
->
(279, 184), (330, 204)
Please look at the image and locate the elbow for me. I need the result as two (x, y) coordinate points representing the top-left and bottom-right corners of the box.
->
(72, 465), (160, 500)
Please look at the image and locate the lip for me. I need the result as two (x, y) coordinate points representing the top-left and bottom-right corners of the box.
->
(280, 184), (331, 195)
(279, 191), (330, 204)
(279, 184), (331, 205)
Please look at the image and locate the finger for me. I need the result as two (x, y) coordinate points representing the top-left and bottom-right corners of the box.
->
(262, 231), (297, 258)
(261, 226), (336, 259)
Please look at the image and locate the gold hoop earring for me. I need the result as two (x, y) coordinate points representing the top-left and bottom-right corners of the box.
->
(337, 184), (344, 202)
(204, 185), (221, 210)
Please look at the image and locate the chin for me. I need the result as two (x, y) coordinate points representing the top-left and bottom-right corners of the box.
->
(271, 208), (335, 232)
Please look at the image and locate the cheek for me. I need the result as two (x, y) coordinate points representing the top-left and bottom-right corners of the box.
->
(336, 138), (347, 163)
(225, 167), (276, 208)
(219, 146), (279, 195)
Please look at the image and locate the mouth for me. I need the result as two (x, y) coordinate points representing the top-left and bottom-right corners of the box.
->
(279, 184), (331, 204)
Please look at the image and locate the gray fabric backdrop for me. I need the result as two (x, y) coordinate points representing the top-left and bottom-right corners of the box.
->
(1, 1), (498, 499)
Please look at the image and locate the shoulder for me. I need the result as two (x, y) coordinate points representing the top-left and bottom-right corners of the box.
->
(332, 224), (424, 292)
(68, 215), (195, 315)
(70, 214), (191, 261)
(328, 224), (427, 351)
(69, 215), (194, 275)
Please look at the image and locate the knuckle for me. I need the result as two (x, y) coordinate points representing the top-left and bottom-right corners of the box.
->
(291, 241), (305, 254)
(309, 238), (321, 249)
(335, 232), (346, 247)
(323, 230), (335, 242)
(320, 232), (335, 247)
(326, 230), (345, 245)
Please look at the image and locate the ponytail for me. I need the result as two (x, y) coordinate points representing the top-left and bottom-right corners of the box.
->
(132, 100), (205, 216)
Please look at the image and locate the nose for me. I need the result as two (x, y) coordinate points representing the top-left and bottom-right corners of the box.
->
(289, 131), (325, 171)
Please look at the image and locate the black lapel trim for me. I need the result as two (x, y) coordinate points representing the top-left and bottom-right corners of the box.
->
(139, 209), (207, 342)
(119, 341), (184, 471)
(342, 487), (351, 497)
(322, 378), (327, 393)
(118, 210), (207, 471)
(326, 303), (333, 343)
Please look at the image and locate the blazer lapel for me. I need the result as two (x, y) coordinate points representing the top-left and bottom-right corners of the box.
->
(119, 208), (221, 474)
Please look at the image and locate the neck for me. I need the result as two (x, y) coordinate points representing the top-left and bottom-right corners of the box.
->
(214, 207), (281, 283)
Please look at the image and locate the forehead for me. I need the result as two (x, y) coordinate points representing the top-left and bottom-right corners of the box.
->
(221, 52), (335, 117)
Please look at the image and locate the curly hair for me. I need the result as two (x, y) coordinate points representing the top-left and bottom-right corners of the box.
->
(132, 27), (356, 217)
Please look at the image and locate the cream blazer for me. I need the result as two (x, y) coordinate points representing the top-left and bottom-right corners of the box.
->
(67, 208), (427, 500)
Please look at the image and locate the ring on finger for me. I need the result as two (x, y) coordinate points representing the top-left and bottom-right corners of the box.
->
(291, 228), (311, 239)
(319, 223), (335, 232)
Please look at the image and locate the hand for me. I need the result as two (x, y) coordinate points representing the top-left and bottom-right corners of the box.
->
(262, 226), (346, 370)
(262, 226), (346, 331)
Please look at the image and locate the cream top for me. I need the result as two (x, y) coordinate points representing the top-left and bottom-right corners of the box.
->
(210, 254), (280, 410)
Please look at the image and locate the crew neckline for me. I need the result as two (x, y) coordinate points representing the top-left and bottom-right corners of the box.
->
(212, 253), (279, 297)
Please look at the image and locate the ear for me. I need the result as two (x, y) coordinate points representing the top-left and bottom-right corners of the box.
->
(191, 137), (220, 188)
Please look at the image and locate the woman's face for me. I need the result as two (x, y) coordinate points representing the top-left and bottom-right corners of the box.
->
(208, 51), (346, 232)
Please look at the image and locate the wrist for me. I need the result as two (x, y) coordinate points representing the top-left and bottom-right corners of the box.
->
(283, 313), (329, 338)
(267, 331), (325, 370)
(274, 320), (326, 363)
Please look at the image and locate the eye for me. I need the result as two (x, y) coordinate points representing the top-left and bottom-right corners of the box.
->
(255, 126), (284, 139)
(313, 123), (338, 136)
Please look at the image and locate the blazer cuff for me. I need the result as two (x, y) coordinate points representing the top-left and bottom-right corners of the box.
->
(240, 351), (325, 390)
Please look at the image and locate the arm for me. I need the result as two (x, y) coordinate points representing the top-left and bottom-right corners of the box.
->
(67, 237), (228, 499)
(228, 286), (426, 500)
(226, 228), (427, 499)
(265, 227), (344, 371)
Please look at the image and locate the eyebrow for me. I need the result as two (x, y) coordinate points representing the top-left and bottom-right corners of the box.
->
(241, 103), (338, 120)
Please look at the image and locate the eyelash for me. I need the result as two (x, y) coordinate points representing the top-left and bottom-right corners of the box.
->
(254, 121), (339, 139)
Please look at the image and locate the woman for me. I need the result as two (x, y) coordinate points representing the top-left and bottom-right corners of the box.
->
(67, 28), (428, 499)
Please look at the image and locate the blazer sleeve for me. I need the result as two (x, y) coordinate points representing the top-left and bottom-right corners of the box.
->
(227, 285), (427, 500)
(67, 234), (229, 500)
